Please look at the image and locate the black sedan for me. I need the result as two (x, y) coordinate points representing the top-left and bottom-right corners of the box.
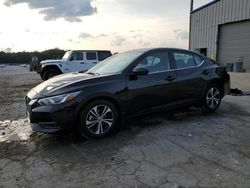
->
(26, 48), (230, 139)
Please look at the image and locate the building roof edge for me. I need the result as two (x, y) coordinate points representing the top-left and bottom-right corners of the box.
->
(191, 0), (220, 14)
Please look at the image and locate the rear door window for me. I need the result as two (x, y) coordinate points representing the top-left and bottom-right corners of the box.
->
(173, 52), (196, 69)
(86, 52), (97, 60)
(193, 54), (204, 66)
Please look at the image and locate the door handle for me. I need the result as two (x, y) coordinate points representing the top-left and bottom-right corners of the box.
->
(202, 69), (209, 75)
(80, 62), (85, 64)
(166, 76), (176, 81)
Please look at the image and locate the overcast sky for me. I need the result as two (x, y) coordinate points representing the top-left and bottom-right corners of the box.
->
(0, 0), (212, 52)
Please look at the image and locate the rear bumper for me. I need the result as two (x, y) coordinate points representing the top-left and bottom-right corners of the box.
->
(224, 77), (231, 96)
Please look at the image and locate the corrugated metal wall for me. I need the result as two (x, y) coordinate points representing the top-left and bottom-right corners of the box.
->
(190, 0), (250, 60)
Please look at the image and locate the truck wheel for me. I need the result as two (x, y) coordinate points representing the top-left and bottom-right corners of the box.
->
(39, 73), (44, 80)
(42, 68), (60, 80)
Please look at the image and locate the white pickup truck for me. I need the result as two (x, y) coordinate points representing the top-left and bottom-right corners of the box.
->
(38, 50), (112, 80)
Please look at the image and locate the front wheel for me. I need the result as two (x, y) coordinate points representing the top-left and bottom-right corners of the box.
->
(78, 100), (119, 139)
(42, 68), (60, 80)
(203, 85), (222, 112)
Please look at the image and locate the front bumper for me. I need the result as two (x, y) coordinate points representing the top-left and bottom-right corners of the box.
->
(26, 97), (79, 133)
(30, 123), (62, 133)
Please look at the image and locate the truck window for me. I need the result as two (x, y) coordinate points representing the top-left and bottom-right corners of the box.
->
(98, 51), (112, 61)
(86, 52), (97, 60)
(71, 52), (83, 61)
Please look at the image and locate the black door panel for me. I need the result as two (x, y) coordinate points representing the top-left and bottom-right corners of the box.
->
(175, 67), (208, 103)
(125, 50), (178, 115)
(171, 50), (209, 104)
(127, 71), (177, 114)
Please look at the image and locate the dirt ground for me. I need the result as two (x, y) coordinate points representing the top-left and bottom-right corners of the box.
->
(0, 65), (42, 120)
(0, 65), (250, 188)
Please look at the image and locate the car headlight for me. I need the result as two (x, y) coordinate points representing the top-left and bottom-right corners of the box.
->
(28, 99), (38, 105)
(37, 91), (81, 106)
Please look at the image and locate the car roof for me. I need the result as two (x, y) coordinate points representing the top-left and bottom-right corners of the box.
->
(124, 48), (205, 58)
(70, 50), (111, 53)
(125, 48), (197, 54)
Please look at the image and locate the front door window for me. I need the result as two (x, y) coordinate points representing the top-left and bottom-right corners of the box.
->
(135, 52), (171, 73)
(71, 52), (83, 61)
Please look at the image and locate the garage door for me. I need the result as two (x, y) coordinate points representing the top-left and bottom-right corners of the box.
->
(218, 20), (250, 70)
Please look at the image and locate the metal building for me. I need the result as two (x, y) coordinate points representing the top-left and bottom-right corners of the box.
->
(189, 0), (250, 69)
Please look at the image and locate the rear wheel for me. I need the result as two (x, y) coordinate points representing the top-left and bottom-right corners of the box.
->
(42, 68), (61, 80)
(203, 85), (222, 112)
(78, 100), (119, 139)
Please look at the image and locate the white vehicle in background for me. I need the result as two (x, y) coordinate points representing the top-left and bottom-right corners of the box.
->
(38, 50), (112, 80)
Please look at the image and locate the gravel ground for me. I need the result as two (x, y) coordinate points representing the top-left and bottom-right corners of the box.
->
(0, 65), (250, 187)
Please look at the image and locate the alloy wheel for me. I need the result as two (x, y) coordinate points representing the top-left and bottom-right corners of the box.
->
(206, 87), (221, 109)
(86, 105), (114, 135)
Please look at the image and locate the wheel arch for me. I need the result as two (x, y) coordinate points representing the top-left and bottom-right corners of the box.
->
(208, 78), (225, 96)
(41, 65), (63, 75)
(40, 65), (63, 80)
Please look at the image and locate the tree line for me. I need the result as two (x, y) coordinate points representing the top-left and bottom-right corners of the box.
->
(0, 48), (66, 64)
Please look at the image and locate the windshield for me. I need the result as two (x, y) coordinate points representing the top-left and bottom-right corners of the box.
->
(62, 51), (71, 61)
(87, 52), (142, 75)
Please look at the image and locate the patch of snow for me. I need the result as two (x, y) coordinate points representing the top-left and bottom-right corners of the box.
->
(0, 119), (33, 142)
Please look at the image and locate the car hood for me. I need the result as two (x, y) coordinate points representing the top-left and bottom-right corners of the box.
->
(27, 72), (121, 99)
(41, 59), (62, 64)
(28, 72), (99, 98)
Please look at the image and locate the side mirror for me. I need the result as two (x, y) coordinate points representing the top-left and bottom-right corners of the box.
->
(132, 67), (149, 75)
(69, 56), (74, 61)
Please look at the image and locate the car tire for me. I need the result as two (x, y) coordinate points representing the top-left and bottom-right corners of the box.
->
(39, 73), (44, 80)
(42, 68), (60, 80)
(202, 84), (222, 112)
(78, 100), (119, 139)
